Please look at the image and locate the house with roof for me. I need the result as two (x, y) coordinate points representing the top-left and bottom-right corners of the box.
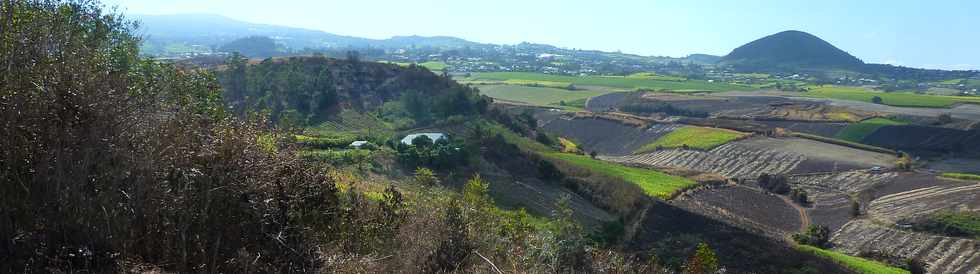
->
(400, 133), (447, 145)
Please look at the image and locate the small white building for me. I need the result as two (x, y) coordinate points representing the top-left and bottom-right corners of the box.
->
(349, 141), (369, 149)
(401, 133), (447, 145)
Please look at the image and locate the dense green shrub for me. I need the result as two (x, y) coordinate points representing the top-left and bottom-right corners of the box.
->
(793, 225), (832, 248)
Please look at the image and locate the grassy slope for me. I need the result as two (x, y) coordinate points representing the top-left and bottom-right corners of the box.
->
(544, 152), (695, 199)
(636, 126), (749, 153)
(796, 245), (909, 274)
(806, 85), (980, 108)
(834, 118), (908, 142)
(419, 61), (448, 71)
(492, 124), (695, 199)
(468, 72), (751, 92)
(379, 61), (448, 71)
(478, 85), (610, 106)
(940, 172), (980, 181)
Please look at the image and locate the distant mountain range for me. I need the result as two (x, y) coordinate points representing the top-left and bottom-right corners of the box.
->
(135, 14), (975, 79)
(133, 14), (481, 56)
(720, 30), (865, 72)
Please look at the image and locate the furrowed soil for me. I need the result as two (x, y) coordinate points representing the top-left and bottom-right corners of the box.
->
(724, 91), (980, 121)
(867, 182), (980, 225)
(789, 171), (900, 231)
(603, 142), (805, 179)
(604, 137), (896, 180)
(738, 137), (896, 174)
(673, 185), (802, 236)
(832, 219), (980, 274)
(784, 169), (980, 273)
(540, 117), (682, 155)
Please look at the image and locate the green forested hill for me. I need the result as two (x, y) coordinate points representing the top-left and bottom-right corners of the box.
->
(216, 55), (489, 127)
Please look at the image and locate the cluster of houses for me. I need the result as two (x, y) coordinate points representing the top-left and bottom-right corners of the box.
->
(347, 133), (447, 149)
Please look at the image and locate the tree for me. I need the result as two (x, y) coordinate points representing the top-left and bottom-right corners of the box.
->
(552, 195), (588, 271)
(346, 50), (360, 62)
(414, 167), (439, 187)
(519, 110), (538, 130)
(790, 188), (809, 206)
(0, 1), (329, 271)
(462, 174), (492, 209)
(905, 258), (928, 274)
(536, 132), (554, 146)
(379, 185), (404, 236)
(426, 200), (470, 272)
(896, 153), (913, 171)
(589, 151), (598, 159)
(937, 113), (953, 124)
(871, 96), (884, 104)
(683, 242), (720, 274)
(793, 225), (832, 248)
(850, 199), (861, 217)
(537, 159), (564, 181)
(411, 134), (434, 149)
(758, 173), (790, 194)
(219, 36), (279, 58)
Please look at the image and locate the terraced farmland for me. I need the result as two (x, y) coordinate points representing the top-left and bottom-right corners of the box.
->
(464, 72), (752, 92)
(867, 183), (980, 224)
(832, 219), (980, 274)
(602, 142), (806, 179)
(805, 85), (980, 108)
(741, 137), (896, 173)
(789, 171), (899, 193)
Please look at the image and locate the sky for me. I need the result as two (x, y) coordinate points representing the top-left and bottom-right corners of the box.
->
(103, 0), (980, 70)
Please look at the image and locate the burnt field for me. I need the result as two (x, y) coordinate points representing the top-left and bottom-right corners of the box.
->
(584, 92), (630, 111)
(673, 185), (802, 236)
(629, 201), (850, 274)
(756, 120), (847, 137)
(540, 117), (681, 155)
(925, 157), (980, 174)
(864, 125), (980, 157)
(652, 94), (793, 116)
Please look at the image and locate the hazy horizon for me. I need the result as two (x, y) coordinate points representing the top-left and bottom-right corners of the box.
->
(105, 0), (980, 70)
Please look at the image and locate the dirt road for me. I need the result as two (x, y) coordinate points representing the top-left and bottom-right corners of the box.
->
(778, 194), (810, 232)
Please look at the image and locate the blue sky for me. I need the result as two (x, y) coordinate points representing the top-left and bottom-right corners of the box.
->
(104, 0), (980, 70)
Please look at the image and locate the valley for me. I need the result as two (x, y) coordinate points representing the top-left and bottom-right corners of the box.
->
(5, 1), (980, 273)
